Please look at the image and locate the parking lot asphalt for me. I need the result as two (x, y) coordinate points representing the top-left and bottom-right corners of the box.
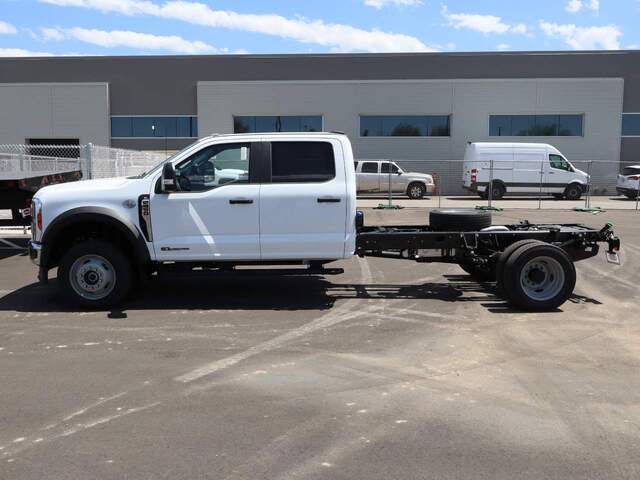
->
(0, 208), (639, 480)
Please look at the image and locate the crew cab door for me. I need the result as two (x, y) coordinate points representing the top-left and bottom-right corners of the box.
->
(259, 140), (348, 260)
(149, 142), (261, 261)
(380, 161), (406, 193)
(357, 161), (381, 192)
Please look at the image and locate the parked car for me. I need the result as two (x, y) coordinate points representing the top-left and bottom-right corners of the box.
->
(462, 142), (589, 200)
(616, 165), (640, 199)
(354, 160), (435, 199)
(28, 132), (620, 311)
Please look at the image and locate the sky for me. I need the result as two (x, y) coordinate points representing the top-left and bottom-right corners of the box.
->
(0, 0), (639, 57)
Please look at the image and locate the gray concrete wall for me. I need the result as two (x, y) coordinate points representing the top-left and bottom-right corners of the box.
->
(198, 78), (623, 192)
(0, 83), (109, 145)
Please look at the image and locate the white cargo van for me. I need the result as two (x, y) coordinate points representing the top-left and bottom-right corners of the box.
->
(462, 142), (589, 200)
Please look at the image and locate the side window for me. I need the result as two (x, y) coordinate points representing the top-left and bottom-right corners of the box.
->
(271, 141), (336, 183)
(380, 162), (399, 174)
(175, 143), (250, 192)
(549, 154), (571, 172)
(361, 162), (378, 173)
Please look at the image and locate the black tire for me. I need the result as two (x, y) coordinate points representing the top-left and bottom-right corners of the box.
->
(564, 183), (583, 200)
(481, 181), (505, 200)
(57, 240), (133, 308)
(407, 182), (426, 200)
(502, 243), (576, 311)
(495, 239), (545, 299)
(429, 209), (492, 231)
(625, 192), (638, 200)
(458, 260), (496, 282)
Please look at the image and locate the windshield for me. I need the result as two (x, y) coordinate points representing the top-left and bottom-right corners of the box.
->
(133, 141), (201, 179)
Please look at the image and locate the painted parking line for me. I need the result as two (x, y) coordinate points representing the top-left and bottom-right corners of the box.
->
(0, 239), (26, 249)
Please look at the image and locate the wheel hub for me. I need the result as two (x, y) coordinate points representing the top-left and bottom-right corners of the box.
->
(519, 257), (565, 302)
(70, 255), (116, 300)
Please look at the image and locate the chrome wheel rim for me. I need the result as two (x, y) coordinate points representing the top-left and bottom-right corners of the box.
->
(519, 256), (565, 302)
(69, 254), (116, 300)
(409, 186), (423, 198)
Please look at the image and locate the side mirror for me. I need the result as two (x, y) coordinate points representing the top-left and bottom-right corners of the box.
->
(397, 171), (402, 175)
(161, 163), (177, 193)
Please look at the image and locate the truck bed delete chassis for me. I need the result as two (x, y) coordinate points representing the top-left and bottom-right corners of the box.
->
(356, 222), (620, 264)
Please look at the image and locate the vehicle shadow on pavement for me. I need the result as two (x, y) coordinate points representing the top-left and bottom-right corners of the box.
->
(0, 272), (519, 315)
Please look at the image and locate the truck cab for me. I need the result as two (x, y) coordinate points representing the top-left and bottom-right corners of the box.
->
(29, 133), (357, 307)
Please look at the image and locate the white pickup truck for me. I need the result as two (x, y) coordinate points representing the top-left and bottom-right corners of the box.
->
(28, 133), (620, 311)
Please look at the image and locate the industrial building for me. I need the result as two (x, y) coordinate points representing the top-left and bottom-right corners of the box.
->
(1, 50), (639, 191)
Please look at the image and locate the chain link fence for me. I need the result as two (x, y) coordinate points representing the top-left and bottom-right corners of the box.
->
(0, 144), (167, 181)
(355, 159), (640, 210)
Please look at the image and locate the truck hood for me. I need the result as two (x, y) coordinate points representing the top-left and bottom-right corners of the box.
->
(404, 172), (434, 180)
(35, 177), (145, 202)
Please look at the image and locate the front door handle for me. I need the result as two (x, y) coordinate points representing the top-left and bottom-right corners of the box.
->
(229, 199), (254, 205)
(317, 197), (341, 203)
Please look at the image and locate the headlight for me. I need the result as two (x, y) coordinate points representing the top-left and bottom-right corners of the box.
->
(31, 197), (42, 241)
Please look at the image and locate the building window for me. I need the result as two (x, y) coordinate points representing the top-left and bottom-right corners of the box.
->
(270, 141), (335, 183)
(622, 113), (640, 137)
(111, 116), (198, 138)
(489, 115), (583, 137)
(360, 115), (450, 137)
(233, 116), (322, 133)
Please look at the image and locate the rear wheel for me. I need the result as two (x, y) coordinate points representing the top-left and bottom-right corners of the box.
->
(407, 183), (426, 200)
(495, 239), (545, 298)
(564, 183), (583, 200)
(502, 243), (576, 311)
(625, 192), (638, 200)
(482, 182), (505, 200)
(57, 240), (133, 308)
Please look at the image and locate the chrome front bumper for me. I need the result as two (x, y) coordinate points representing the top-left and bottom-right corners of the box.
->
(28, 240), (42, 266)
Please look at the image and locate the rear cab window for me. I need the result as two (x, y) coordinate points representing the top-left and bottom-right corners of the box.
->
(271, 141), (336, 183)
(361, 162), (379, 173)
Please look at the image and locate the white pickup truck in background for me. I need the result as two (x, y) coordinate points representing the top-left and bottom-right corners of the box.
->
(28, 133), (620, 312)
(354, 160), (435, 199)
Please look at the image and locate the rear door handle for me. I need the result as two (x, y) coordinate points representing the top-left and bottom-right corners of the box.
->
(317, 197), (341, 203)
(229, 199), (254, 205)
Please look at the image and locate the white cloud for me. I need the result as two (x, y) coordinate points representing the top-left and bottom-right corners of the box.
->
(441, 6), (528, 36)
(0, 20), (18, 34)
(497, 43), (510, 51)
(566, 0), (600, 14)
(43, 27), (219, 53)
(0, 48), (54, 56)
(40, 27), (65, 41)
(39, 0), (436, 52)
(364, 0), (423, 9)
(539, 21), (621, 49)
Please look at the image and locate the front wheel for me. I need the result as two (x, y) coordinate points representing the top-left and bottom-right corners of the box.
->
(57, 240), (133, 308)
(564, 183), (583, 200)
(625, 192), (638, 200)
(407, 183), (426, 200)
